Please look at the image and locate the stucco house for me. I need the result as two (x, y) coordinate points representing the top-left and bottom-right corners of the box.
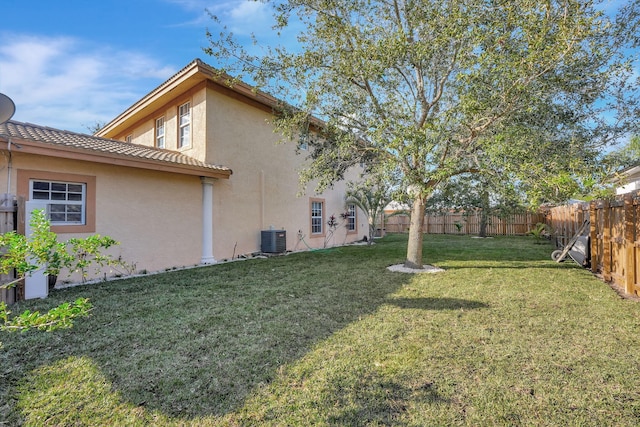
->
(614, 165), (640, 195)
(0, 59), (364, 298)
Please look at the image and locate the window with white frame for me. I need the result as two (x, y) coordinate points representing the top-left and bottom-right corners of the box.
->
(125, 135), (132, 143)
(311, 200), (324, 234)
(155, 117), (165, 148)
(30, 180), (86, 225)
(347, 203), (356, 231)
(178, 102), (191, 148)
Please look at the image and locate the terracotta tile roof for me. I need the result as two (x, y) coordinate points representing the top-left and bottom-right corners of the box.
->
(0, 120), (232, 177)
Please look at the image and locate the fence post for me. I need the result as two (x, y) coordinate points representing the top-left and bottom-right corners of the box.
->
(624, 194), (636, 295)
(0, 201), (17, 304)
(589, 201), (598, 274)
(602, 200), (612, 282)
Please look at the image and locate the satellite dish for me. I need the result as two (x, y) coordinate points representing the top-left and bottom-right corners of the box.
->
(0, 93), (16, 125)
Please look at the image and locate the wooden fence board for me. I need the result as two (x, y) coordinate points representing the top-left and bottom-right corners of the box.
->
(383, 210), (545, 236)
(548, 192), (640, 297)
(0, 202), (17, 304)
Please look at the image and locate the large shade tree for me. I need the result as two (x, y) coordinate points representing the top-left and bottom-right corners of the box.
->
(207, 0), (638, 268)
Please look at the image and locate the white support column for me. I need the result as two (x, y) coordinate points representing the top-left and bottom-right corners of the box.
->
(24, 201), (48, 299)
(200, 177), (216, 264)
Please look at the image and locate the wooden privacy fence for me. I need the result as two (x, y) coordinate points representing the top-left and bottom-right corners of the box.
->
(547, 193), (640, 297)
(0, 201), (17, 304)
(383, 210), (545, 236)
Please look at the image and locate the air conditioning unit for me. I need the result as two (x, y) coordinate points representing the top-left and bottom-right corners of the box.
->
(261, 230), (286, 253)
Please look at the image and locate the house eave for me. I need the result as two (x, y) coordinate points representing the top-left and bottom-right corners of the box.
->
(0, 137), (232, 179)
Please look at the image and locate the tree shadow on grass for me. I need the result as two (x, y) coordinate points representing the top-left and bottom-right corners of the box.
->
(3, 255), (419, 422)
(0, 238), (523, 423)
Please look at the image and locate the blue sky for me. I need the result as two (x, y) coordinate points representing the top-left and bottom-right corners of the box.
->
(0, 0), (277, 133)
(1, 0), (635, 139)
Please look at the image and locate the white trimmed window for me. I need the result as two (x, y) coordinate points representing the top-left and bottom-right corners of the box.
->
(311, 200), (324, 234)
(155, 117), (165, 148)
(125, 135), (132, 143)
(347, 203), (356, 231)
(30, 180), (86, 225)
(178, 102), (191, 148)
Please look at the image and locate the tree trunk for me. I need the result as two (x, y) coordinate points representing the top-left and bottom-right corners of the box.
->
(478, 189), (490, 238)
(368, 222), (375, 245)
(405, 196), (426, 268)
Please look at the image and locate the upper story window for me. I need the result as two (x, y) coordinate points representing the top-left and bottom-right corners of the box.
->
(155, 117), (165, 149)
(125, 135), (132, 143)
(311, 199), (324, 235)
(346, 203), (357, 232)
(30, 180), (86, 225)
(178, 102), (191, 148)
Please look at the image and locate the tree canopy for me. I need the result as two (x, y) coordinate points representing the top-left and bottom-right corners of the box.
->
(207, 0), (639, 267)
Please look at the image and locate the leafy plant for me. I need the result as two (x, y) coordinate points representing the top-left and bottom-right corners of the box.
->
(65, 235), (119, 281)
(0, 210), (124, 287)
(0, 210), (122, 347)
(0, 298), (92, 333)
(528, 222), (551, 244)
(345, 181), (392, 244)
(324, 213), (345, 248)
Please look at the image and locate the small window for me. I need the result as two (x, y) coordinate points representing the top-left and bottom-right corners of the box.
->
(30, 180), (86, 225)
(125, 135), (132, 143)
(311, 200), (324, 235)
(346, 203), (356, 232)
(178, 102), (191, 148)
(155, 117), (165, 148)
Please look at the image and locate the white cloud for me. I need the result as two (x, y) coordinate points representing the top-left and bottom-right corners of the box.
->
(226, 1), (272, 34)
(164, 0), (274, 36)
(0, 33), (176, 133)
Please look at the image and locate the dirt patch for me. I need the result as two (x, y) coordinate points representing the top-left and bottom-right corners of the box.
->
(387, 264), (445, 274)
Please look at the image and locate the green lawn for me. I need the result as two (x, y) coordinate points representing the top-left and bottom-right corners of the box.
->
(2, 234), (640, 426)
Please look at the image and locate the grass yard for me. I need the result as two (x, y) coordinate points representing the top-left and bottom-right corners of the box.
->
(2, 234), (640, 426)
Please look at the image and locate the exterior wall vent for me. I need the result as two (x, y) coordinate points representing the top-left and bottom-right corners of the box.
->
(261, 230), (286, 253)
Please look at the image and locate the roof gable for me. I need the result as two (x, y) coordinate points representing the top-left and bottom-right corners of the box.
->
(96, 58), (325, 140)
(96, 59), (285, 138)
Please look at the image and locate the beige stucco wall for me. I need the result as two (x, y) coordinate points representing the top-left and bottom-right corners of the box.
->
(89, 77), (367, 267)
(0, 152), (204, 283)
(204, 87), (367, 259)
(112, 84), (209, 163)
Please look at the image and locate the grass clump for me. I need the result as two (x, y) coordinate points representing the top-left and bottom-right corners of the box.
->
(2, 234), (640, 426)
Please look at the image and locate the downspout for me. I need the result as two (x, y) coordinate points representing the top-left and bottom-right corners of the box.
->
(7, 137), (12, 194)
(260, 169), (265, 230)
